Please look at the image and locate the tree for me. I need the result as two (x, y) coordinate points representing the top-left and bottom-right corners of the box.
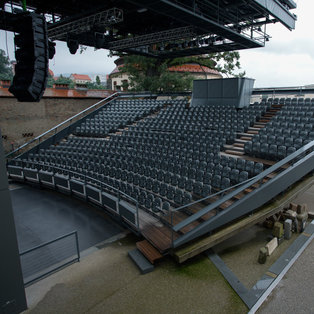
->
(96, 75), (101, 85)
(55, 75), (75, 88)
(0, 49), (13, 80)
(86, 81), (106, 89)
(46, 72), (55, 88)
(118, 51), (245, 92)
(119, 55), (193, 93)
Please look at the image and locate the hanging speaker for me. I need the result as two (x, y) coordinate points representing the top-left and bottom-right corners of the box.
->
(9, 12), (49, 102)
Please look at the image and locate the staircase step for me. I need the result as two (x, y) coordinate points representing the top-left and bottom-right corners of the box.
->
(224, 145), (243, 152)
(136, 240), (163, 264)
(234, 143), (244, 148)
(128, 248), (154, 274)
(240, 136), (252, 141)
(225, 150), (244, 156)
(235, 139), (248, 144)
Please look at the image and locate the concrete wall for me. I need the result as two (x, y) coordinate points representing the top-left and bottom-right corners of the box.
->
(0, 97), (98, 153)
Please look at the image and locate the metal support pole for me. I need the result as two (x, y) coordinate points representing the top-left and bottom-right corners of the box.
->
(75, 231), (80, 262)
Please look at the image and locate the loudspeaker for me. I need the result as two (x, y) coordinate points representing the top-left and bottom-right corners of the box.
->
(9, 12), (49, 102)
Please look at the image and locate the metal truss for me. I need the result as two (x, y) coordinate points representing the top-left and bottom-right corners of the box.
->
(109, 26), (197, 50)
(48, 7), (123, 40)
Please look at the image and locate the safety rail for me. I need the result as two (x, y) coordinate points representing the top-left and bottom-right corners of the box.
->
(5, 92), (119, 159)
(171, 140), (314, 248)
(19, 230), (80, 286)
(9, 160), (140, 232)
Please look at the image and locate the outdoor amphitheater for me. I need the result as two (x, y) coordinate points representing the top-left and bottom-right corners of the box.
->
(1, 1), (314, 313)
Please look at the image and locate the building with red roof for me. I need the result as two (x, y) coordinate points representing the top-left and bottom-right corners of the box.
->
(70, 73), (92, 84)
(109, 57), (222, 91)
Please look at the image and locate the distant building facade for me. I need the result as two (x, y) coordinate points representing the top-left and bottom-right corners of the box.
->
(70, 73), (92, 84)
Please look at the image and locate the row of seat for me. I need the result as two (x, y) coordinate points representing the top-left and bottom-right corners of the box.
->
(16, 98), (271, 217)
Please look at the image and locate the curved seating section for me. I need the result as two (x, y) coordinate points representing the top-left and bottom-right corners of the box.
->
(245, 98), (314, 160)
(73, 99), (165, 137)
(11, 99), (268, 218)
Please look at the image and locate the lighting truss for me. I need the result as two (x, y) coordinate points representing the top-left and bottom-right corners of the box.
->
(48, 7), (123, 40)
(109, 26), (196, 50)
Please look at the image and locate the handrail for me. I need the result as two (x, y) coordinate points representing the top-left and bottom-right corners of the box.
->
(20, 230), (78, 256)
(171, 176), (256, 213)
(172, 140), (314, 232)
(5, 91), (189, 160)
(5, 92), (119, 159)
(18, 160), (138, 204)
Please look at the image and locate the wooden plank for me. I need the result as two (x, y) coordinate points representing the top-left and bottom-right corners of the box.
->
(173, 175), (314, 263)
(162, 211), (200, 234)
(224, 150), (244, 156)
(136, 240), (163, 264)
(141, 224), (174, 252)
(234, 143), (244, 148)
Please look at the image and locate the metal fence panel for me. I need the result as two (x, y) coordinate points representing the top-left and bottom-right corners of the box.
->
(19, 231), (80, 286)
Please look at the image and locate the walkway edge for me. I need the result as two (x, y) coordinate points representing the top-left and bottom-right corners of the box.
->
(248, 220), (314, 313)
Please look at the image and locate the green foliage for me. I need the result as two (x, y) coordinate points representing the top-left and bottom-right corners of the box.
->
(55, 75), (75, 88)
(96, 75), (101, 85)
(46, 73), (55, 88)
(121, 80), (129, 91)
(0, 49), (13, 80)
(86, 81), (107, 89)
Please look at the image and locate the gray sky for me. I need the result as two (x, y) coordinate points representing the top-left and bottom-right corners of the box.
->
(0, 0), (312, 87)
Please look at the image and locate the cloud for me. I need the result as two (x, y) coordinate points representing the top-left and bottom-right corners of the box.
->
(49, 41), (117, 76)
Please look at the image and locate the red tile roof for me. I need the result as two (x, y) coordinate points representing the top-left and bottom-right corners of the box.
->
(110, 65), (124, 75)
(71, 74), (92, 81)
(110, 63), (220, 76)
(168, 64), (220, 75)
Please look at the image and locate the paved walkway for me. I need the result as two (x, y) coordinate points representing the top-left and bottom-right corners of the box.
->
(258, 239), (314, 313)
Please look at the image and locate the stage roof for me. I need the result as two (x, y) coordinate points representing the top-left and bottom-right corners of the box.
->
(1, 0), (297, 58)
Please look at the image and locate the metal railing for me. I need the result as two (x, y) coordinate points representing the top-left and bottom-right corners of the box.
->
(5, 91), (190, 160)
(11, 160), (140, 232)
(6, 92), (119, 160)
(170, 140), (314, 247)
(19, 231), (80, 286)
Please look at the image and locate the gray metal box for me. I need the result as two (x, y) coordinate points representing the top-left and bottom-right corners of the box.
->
(191, 77), (255, 108)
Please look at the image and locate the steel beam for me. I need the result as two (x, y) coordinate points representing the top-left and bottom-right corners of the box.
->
(125, 0), (263, 49)
(252, 0), (296, 30)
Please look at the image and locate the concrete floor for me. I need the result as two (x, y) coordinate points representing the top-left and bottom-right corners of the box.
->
(11, 184), (124, 252)
(21, 184), (314, 314)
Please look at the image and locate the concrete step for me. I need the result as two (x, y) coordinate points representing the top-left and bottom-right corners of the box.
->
(128, 248), (154, 274)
